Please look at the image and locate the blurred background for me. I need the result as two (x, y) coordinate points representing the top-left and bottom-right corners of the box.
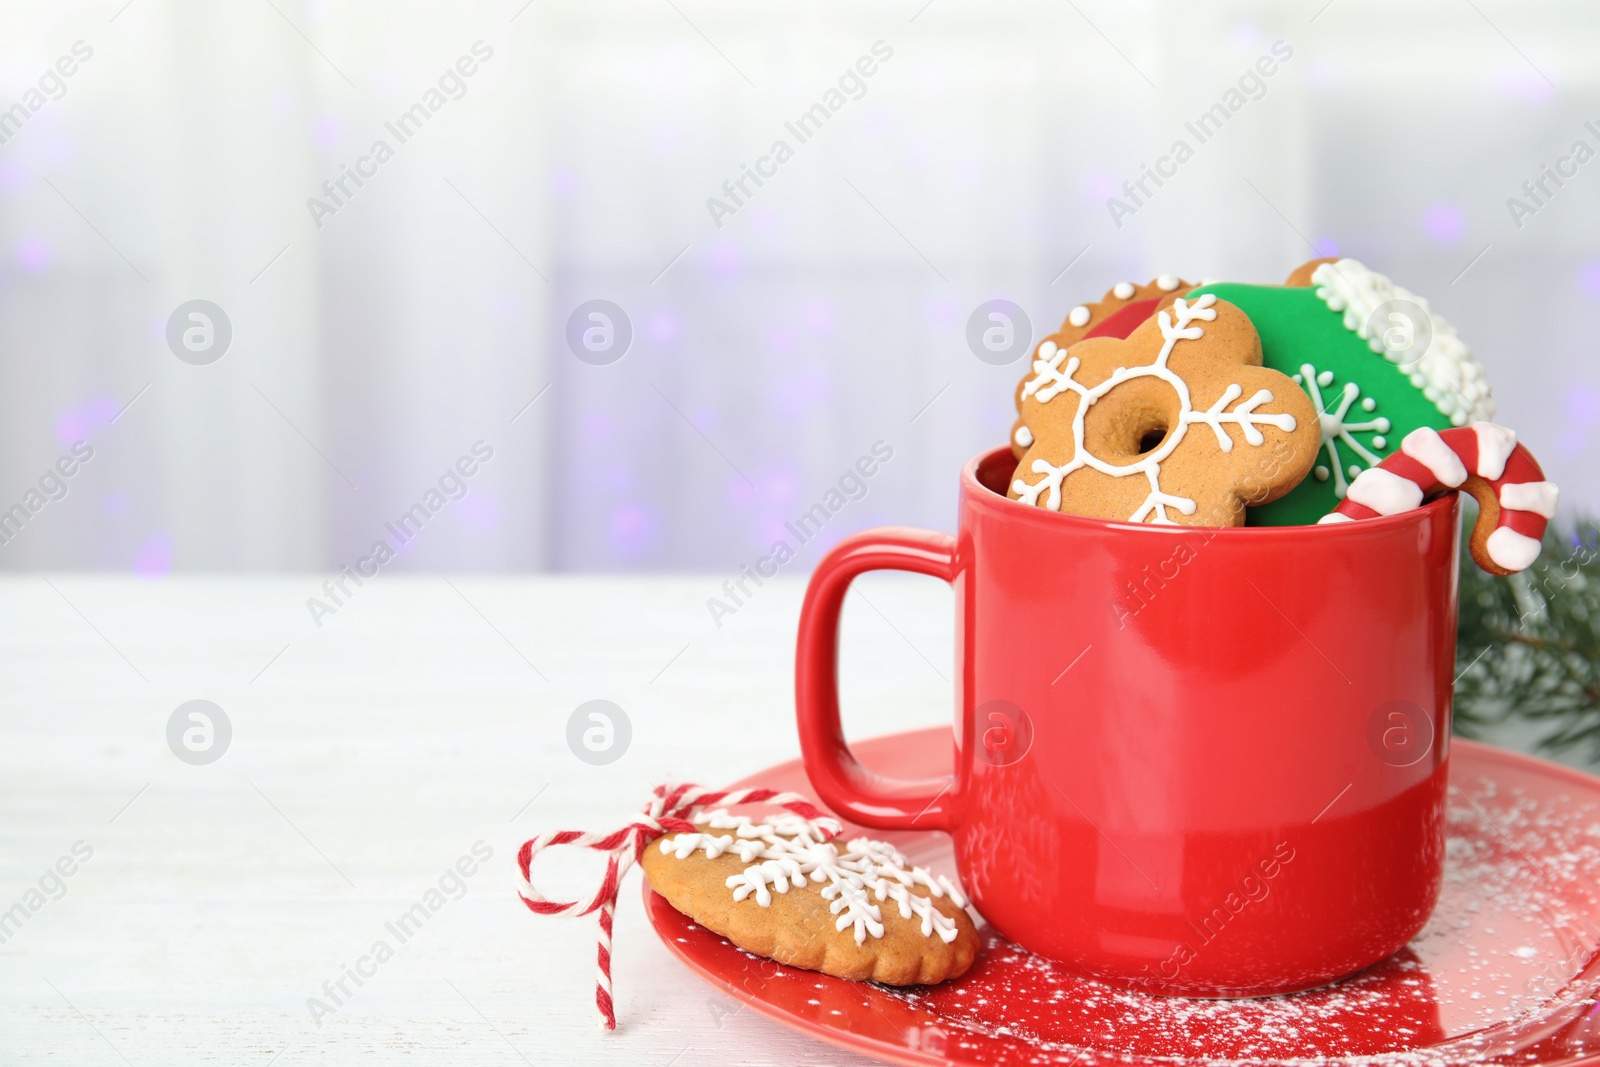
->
(0, 0), (1593, 573)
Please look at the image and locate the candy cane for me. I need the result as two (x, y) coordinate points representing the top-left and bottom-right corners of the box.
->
(1318, 423), (1557, 576)
(515, 783), (840, 1030)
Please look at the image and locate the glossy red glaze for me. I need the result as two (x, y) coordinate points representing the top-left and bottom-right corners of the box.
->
(795, 446), (1462, 996)
(645, 729), (1600, 1067)
(1083, 296), (1161, 340)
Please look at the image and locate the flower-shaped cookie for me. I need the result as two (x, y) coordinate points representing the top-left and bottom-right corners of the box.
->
(640, 810), (979, 985)
(1010, 275), (1194, 457)
(1009, 294), (1319, 526)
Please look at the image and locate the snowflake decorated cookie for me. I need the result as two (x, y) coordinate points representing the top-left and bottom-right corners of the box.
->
(639, 809), (979, 985)
(1010, 275), (1194, 458)
(1010, 294), (1319, 526)
(1190, 259), (1494, 526)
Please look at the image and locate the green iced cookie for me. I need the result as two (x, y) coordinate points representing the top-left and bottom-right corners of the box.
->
(1188, 282), (1452, 526)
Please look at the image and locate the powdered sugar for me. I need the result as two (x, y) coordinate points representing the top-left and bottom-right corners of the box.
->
(880, 772), (1600, 1066)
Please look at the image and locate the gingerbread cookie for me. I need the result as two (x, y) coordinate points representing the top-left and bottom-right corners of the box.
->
(1190, 259), (1494, 525)
(640, 810), (979, 985)
(1010, 294), (1318, 526)
(1320, 423), (1556, 575)
(1010, 275), (1194, 458)
(1283, 256), (1338, 287)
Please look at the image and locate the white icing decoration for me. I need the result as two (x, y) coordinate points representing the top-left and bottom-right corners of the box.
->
(1310, 258), (1495, 426)
(1295, 362), (1391, 500)
(1113, 281), (1136, 300)
(660, 810), (966, 946)
(1372, 435), (1387, 449)
(665, 832), (734, 859)
(1156, 274), (1181, 291)
(1500, 480), (1559, 518)
(1474, 422), (1517, 480)
(1068, 306), (1091, 328)
(1346, 467), (1424, 515)
(728, 858), (806, 905)
(1317, 512), (1354, 524)
(1362, 397), (1377, 412)
(1021, 342), (1077, 404)
(822, 880), (884, 944)
(1012, 295), (1297, 524)
(1014, 424), (1034, 448)
(1487, 527), (1543, 572)
(1399, 426), (1468, 488)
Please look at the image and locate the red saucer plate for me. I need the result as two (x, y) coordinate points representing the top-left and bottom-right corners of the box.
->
(644, 728), (1600, 1067)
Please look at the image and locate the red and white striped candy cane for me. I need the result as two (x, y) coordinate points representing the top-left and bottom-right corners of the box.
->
(515, 782), (840, 1030)
(1318, 422), (1558, 576)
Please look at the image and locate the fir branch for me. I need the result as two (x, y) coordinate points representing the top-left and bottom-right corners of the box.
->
(1454, 517), (1600, 759)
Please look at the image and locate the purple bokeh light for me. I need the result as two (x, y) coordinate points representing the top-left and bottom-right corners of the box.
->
(707, 238), (742, 280)
(56, 395), (119, 447)
(758, 517), (791, 548)
(492, 291), (521, 321)
(581, 410), (613, 443)
(727, 476), (757, 508)
(925, 292), (961, 332)
(458, 490), (501, 530)
(648, 310), (680, 345)
(311, 114), (341, 150)
(1423, 204), (1465, 243)
(1487, 63), (1556, 105)
(764, 466), (799, 505)
(1578, 262), (1600, 297)
(0, 159), (27, 193)
(134, 534), (171, 579)
(1081, 169), (1119, 206)
(609, 503), (658, 558)
(802, 298), (834, 335)
(767, 366), (830, 420)
(1557, 385), (1600, 458)
(16, 236), (50, 272)
(1566, 385), (1600, 422)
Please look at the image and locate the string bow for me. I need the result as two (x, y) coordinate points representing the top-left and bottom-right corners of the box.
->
(516, 782), (840, 1029)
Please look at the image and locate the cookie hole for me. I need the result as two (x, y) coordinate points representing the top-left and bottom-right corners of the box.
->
(1081, 378), (1183, 465)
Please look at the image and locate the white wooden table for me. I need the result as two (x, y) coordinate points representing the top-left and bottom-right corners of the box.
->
(0, 573), (965, 1065)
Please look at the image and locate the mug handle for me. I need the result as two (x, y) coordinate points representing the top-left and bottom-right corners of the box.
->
(795, 526), (960, 832)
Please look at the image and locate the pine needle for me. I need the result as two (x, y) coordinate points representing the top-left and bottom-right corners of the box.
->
(1454, 515), (1600, 759)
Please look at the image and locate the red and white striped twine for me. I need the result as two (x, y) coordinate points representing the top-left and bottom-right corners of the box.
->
(515, 782), (840, 1030)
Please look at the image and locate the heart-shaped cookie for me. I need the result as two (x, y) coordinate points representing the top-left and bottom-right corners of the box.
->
(640, 810), (979, 985)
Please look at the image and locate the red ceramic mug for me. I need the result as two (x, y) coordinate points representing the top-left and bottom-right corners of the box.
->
(795, 445), (1460, 996)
